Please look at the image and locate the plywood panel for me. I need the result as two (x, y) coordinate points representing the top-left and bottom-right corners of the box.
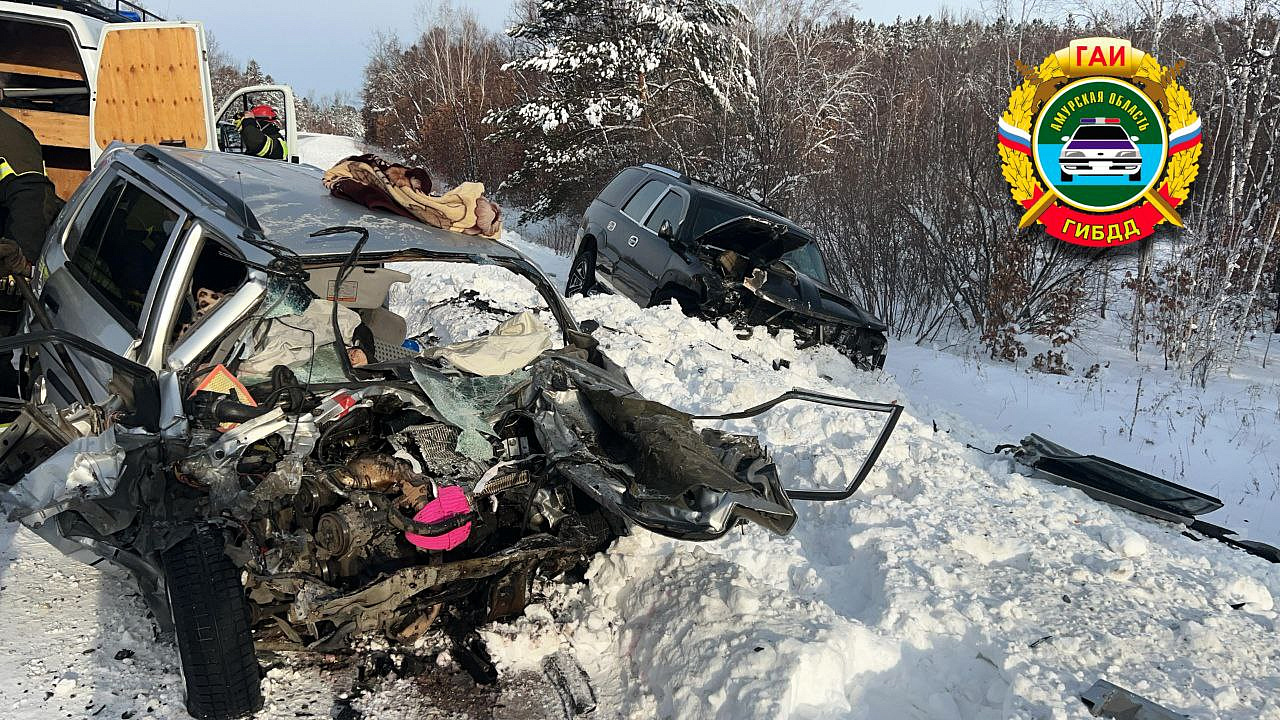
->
(93, 26), (209, 150)
(0, 61), (83, 81)
(0, 107), (89, 149)
(46, 167), (89, 200)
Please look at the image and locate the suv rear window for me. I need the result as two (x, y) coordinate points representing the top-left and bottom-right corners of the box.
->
(622, 180), (667, 220)
(71, 178), (178, 330)
(597, 168), (645, 207)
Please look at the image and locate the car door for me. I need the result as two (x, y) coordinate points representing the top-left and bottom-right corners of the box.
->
(214, 84), (300, 163)
(0, 330), (161, 538)
(36, 171), (188, 406)
(632, 187), (691, 302)
(607, 179), (668, 300)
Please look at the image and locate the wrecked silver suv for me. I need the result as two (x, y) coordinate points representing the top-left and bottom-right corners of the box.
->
(0, 146), (901, 720)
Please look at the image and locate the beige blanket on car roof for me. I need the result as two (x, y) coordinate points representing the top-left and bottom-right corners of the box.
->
(323, 154), (502, 239)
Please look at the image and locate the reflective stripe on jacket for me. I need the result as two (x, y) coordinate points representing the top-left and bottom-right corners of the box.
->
(0, 157), (45, 183)
(255, 136), (288, 158)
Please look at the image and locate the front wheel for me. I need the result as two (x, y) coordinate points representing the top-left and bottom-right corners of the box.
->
(163, 526), (263, 720)
(565, 247), (597, 297)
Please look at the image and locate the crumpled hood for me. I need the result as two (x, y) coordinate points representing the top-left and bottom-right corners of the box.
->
(755, 266), (889, 331)
(695, 216), (809, 265)
(519, 352), (797, 540)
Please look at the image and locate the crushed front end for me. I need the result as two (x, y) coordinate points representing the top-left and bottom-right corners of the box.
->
(698, 244), (888, 369)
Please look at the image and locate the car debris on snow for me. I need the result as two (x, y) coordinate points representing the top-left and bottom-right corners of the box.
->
(1001, 434), (1280, 563)
(1081, 679), (1189, 719)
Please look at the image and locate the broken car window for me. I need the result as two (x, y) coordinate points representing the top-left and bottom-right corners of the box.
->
(781, 243), (830, 285)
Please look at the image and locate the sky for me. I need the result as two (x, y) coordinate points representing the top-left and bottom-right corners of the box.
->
(153, 0), (966, 98)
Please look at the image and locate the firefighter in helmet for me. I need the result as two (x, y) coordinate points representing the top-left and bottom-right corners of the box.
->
(236, 104), (288, 160)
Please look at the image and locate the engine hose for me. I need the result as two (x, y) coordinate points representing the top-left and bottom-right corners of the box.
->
(262, 384), (309, 413)
(212, 398), (275, 423)
(371, 494), (477, 537)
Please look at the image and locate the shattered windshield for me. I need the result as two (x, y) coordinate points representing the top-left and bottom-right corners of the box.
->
(782, 243), (829, 284)
(389, 261), (565, 350)
(215, 258), (564, 384)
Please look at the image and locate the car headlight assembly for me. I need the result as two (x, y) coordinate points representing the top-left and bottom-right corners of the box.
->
(1063, 151), (1085, 158)
(1117, 150), (1139, 158)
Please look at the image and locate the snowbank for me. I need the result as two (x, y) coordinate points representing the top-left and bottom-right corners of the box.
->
(481, 237), (1280, 720)
(293, 132), (377, 169)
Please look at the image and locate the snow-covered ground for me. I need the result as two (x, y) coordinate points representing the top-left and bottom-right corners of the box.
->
(0, 224), (1276, 720)
(294, 132), (379, 169)
(887, 340), (1279, 547)
(486, 235), (1280, 720)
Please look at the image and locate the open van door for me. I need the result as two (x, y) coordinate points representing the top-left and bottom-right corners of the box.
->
(90, 23), (215, 152)
(215, 85), (300, 163)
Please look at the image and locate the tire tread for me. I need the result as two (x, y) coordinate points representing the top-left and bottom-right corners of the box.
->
(162, 527), (262, 720)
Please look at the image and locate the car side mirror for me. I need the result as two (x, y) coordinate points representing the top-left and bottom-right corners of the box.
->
(578, 319), (600, 334)
(1130, 135), (1139, 142)
(1061, 135), (1070, 142)
(658, 219), (675, 241)
(217, 121), (244, 154)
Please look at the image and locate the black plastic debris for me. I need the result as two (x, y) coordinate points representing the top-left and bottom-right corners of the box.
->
(543, 651), (596, 717)
(1081, 679), (1188, 719)
(1009, 434), (1221, 522)
(1003, 434), (1279, 564)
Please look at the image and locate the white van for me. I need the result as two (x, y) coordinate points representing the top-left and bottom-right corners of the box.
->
(0, 0), (298, 199)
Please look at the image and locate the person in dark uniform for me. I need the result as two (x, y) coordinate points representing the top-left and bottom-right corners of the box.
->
(0, 110), (62, 400)
(236, 104), (288, 160)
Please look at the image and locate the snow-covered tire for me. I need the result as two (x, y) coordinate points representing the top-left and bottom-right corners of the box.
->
(566, 247), (597, 296)
(162, 526), (262, 720)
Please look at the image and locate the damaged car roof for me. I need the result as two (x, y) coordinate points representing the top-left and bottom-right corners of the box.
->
(124, 145), (526, 262)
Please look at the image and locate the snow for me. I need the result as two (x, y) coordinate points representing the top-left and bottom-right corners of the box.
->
(0, 225), (1276, 719)
(885, 328), (1280, 547)
(294, 132), (378, 169)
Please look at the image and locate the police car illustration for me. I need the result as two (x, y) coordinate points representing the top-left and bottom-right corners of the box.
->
(1057, 118), (1142, 182)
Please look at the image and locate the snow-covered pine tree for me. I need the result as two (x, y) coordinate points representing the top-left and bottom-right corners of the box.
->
(489, 0), (756, 216)
(242, 59), (275, 87)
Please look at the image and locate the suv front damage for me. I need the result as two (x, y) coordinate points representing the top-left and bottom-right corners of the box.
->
(688, 217), (889, 368)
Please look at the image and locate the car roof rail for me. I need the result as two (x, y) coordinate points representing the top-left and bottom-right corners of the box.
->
(640, 161), (781, 215)
(9, 0), (165, 22)
(641, 163), (689, 182)
(133, 145), (263, 236)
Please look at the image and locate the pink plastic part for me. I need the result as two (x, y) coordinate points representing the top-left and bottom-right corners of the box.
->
(405, 485), (473, 551)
